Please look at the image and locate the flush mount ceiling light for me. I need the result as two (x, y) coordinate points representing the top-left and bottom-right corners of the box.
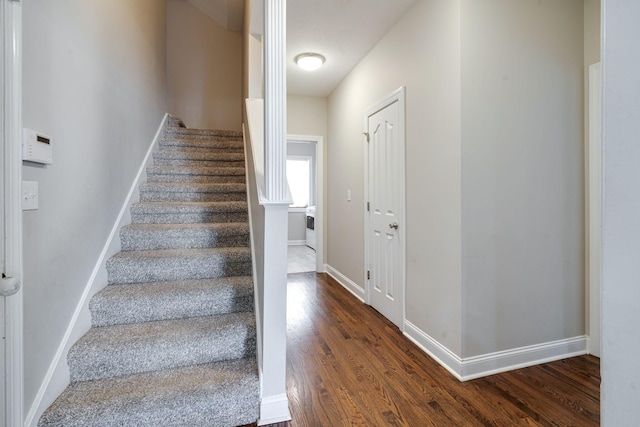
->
(295, 53), (325, 71)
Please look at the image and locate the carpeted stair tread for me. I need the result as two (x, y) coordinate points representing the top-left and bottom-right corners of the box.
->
(130, 201), (248, 224)
(152, 158), (246, 168)
(90, 276), (254, 327)
(106, 247), (251, 284)
(146, 164), (245, 177)
(153, 148), (245, 162)
(68, 312), (256, 382)
(140, 182), (246, 203)
(160, 137), (244, 150)
(38, 358), (260, 427)
(166, 127), (242, 138)
(120, 222), (250, 250)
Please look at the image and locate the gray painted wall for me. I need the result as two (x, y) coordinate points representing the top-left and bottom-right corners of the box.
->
(460, 0), (585, 357)
(22, 0), (167, 414)
(326, 0), (585, 359)
(328, 0), (463, 355)
(602, 0), (640, 423)
(167, 0), (242, 130)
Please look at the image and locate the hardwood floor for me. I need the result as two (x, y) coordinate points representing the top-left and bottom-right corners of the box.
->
(277, 272), (600, 427)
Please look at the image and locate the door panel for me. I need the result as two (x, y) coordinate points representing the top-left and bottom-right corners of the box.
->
(366, 90), (405, 329)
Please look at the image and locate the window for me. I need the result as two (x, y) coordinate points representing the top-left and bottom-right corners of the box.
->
(286, 156), (312, 208)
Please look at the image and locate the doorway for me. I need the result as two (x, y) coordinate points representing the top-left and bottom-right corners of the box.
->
(364, 87), (406, 330)
(286, 135), (324, 274)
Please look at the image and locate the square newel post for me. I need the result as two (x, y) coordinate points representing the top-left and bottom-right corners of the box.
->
(259, 0), (291, 425)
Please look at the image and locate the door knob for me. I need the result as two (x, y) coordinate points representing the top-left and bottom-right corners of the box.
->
(389, 222), (399, 230)
(0, 275), (21, 297)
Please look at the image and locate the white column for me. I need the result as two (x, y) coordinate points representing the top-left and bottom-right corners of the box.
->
(263, 0), (288, 202)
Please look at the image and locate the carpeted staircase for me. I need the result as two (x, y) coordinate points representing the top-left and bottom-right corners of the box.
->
(38, 117), (260, 427)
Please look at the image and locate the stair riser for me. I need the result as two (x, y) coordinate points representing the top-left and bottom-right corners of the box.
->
(120, 232), (249, 251)
(153, 158), (245, 168)
(68, 317), (256, 382)
(107, 258), (252, 284)
(165, 129), (241, 138)
(131, 211), (248, 224)
(90, 288), (253, 327)
(147, 174), (245, 184)
(140, 191), (246, 203)
(156, 145), (244, 154)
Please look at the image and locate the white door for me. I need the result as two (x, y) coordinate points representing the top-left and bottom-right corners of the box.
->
(365, 88), (406, 329)
(0, 0), (7, 420)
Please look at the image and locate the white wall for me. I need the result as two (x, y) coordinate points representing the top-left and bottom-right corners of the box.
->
(460, 0), (585, 357)
(22, 0), (167, 417)
(601, 1), (640, 424)
(167, 0), (242, 130)
(327, 0), (463, 355)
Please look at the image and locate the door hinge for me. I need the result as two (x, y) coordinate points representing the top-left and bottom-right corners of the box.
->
(367, 202), (370, 212)
(367, 270), (370, 280)
(363, 132), (370, 143)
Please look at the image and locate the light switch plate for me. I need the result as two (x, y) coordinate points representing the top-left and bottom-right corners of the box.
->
(22, 181), (38, 210)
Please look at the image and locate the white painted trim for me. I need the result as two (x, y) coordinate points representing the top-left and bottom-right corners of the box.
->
(587, 62), (602, 358)
(24, 114), (169, 427)
(403, 321), (464, 380)
(403, 320), (588, 382)
(242, 123), (264, 401)
(326, 265), (365, 302)
(263, 0), (288, 202)
(363, 87), (406, 330)
(258, 393), (291, 426)
(459, 336), (588, 381)
(3, 1), (24, 425)
(288, 240), (306, 246)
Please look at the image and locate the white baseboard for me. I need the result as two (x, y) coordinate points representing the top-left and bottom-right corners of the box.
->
(288, 240), (306, 246)
(24, 114), (169, 427)
(403, 320), (588, 382)
(258, 394), (291, 426)
(403, 321), (464, 380)
(460, 335), (588, 380)
(325, 264), (364, 302)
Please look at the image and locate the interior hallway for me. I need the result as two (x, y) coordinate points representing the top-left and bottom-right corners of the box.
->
(278, 272), (600, 426)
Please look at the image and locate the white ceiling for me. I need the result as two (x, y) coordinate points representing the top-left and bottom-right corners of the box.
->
(286, 0), (417, 97)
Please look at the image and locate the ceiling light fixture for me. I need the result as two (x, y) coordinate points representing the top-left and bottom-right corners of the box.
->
(295, 53), (325, 71)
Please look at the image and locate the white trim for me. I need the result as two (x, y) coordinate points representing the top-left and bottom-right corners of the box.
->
(288, 240), (306, 246)
(2, 0), (23, 425)
(326, 264), (365, 302)
(24, 114), (169, 427)
(403, 321), (464, 380)
(242, 123), (264, 404)
(403, 320), (588, 382)
(258, 393), (291, 426)
(363, 86), (406, 330)
(460, 336), (588, 381)
(587, 62), (602, 358)
(288, 207), (306, 213)
(287, 134), (325, 273)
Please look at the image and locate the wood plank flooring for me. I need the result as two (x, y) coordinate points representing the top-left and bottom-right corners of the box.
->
(274, 272), (600, 426)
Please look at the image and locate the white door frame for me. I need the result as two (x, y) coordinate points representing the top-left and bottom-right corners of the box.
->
(587, 62), (602, 357)
(287, 134), (325, 272)
(363, 87), (406, 330)
(1, 0), (24, 425)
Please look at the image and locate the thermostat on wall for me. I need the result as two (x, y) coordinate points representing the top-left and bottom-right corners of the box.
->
(23, 128), (53, 164)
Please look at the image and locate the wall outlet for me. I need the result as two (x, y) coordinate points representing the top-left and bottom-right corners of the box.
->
(22, 181), (39, 210)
